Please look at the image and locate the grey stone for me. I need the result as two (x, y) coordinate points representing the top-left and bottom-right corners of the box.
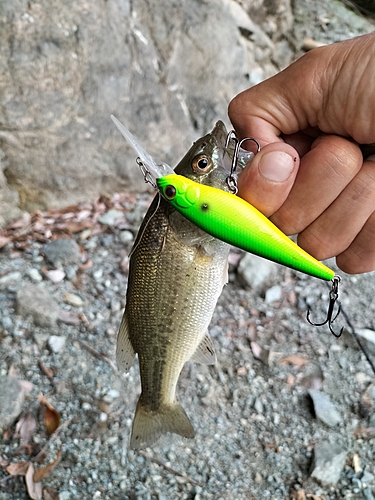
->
(48, 335), (67, 353)
(308, 390), (341, 427)
(99, 209), (124, 226)
(265, 285), (282, 304)
(42, 238), (81, 267)
(0, 376), (24, 432)
(0, 0), (294, 220)
(26, 267), (43, 282)
(237, 253), (277, 289)
(17, 283), (60, 326)
(1, 316), (12, 329)
(0, 271), (22, 288)
(363, 489), (375, 500)
(310, 442), (347, 486)
(119, 230), (134, 244)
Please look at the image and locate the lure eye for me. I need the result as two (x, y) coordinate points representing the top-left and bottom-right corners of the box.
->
(164, 185), (176, 199)
(192, 154), (213, 174)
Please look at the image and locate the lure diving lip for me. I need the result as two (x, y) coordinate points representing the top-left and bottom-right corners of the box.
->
(157, 173), (335, 281)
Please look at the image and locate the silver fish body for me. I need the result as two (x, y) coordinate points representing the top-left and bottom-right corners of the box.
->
(117, 121), (232, 449)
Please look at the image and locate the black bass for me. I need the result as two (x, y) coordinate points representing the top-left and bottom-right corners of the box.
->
(116, 121), (232, 449)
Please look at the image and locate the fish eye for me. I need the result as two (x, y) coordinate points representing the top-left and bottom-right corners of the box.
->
(192, 154), (213, 174)
(164, 185), (176, 199)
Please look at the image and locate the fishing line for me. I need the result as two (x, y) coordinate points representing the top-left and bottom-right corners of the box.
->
(329, 282), (375, 376)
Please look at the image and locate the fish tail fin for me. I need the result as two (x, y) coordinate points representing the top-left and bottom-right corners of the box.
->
(130, 399), (195, 450)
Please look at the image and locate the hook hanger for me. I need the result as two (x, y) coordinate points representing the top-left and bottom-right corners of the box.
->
(224, 131), (261, 194)
(306, 275), (344, 337)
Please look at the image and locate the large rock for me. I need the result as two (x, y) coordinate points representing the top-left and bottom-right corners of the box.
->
(0, 0), (294, 222)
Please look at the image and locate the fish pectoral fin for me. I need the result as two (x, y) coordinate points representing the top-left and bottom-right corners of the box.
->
(130, 400), (195, 450)
(189, 331), (217, 365)
(116, 311), (136, 373)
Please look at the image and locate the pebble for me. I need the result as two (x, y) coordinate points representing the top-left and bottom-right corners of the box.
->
(64, 292), (84, 307)
(237, 253), (277, 289)
(16, 283), (60, 326)
(98, 209), (124, 226)
(265, 285), (282, 304)
(59, 492), (71, 500)
(48, 335), (67, 353)
(0, 376), (24, 431)
(308, 389), (341, 427)
(2, 316), (12, 329)
(119, 230), (134, 243)
(310, 442), (347, 486)
(26, 267), (43, 282)
(42, 238), (81, 266)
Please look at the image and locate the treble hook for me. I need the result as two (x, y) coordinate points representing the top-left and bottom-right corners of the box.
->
(306, 275), (344, 337)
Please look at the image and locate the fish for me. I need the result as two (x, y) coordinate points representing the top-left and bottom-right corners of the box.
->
(116, 121), (232, 449)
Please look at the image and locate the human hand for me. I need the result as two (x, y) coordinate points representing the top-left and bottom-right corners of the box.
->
(228, 33), (375, 274)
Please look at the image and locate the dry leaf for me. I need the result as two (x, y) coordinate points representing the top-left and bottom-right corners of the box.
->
(38, 396), (61, 435)
(306, 495), (324, 500)
(15, 412), (37, 443)
(6, 461), (29, 476)
(33, 446), (62, 482)
(0, 455), (9, 467)
(39, 361), (54, 379)
(43, 486), (60, 500)
(250, 341), (271, 365)
(25, 463), (43, 500)
(280, 355), (308, 367)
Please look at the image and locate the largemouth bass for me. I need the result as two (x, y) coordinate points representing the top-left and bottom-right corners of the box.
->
(117, 121), (232, 449)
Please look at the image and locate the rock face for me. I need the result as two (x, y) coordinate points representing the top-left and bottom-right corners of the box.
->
(0, 0), (294, 223)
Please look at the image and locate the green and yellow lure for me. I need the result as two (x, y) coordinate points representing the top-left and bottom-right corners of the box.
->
(157, 173), (335, 281)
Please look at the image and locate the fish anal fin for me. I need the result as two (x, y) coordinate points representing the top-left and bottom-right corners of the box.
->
(130, 399), (195, 450)
(190, 331), (217, 365)
(116, 311), (136, 373)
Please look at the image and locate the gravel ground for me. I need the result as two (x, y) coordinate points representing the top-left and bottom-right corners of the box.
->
(0, 187), (375, 500)
(1, 3), (375, 500)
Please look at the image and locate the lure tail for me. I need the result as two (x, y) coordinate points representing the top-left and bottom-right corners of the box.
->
(130, 398), (195, 450)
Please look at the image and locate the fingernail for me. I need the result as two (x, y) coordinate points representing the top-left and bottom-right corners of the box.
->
(259, 151), (297, 182)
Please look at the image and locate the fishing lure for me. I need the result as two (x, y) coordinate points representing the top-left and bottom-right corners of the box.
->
(157, 173), (334, 281)
(111, 115), (343, 335)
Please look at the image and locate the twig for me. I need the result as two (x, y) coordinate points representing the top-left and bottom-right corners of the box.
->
(0, 417), (75, 485)
(138, 451), (203, 487)
(77, 339), (119, 375)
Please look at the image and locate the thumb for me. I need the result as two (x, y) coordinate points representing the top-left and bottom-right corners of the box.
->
(237, 143), (299, 217)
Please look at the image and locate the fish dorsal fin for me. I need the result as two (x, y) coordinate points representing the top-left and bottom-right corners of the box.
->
(190, 331), (217, 365)
(116, 311), (136, 373)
